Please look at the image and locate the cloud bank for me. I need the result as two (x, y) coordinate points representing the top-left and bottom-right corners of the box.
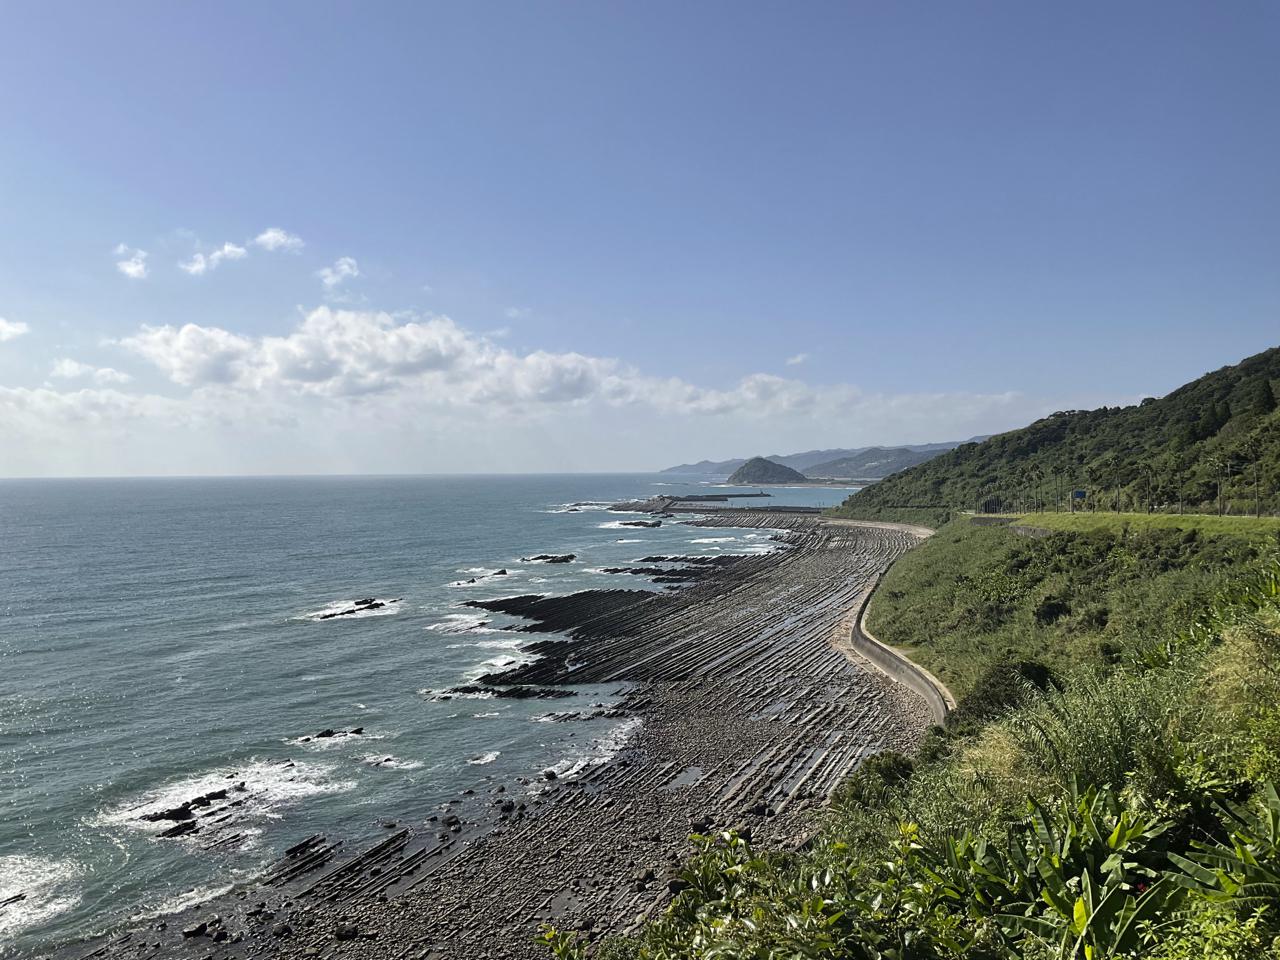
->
(0, 307), (1039, 475)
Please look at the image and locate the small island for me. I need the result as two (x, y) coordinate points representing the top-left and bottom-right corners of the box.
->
(726, 456), (807, 484)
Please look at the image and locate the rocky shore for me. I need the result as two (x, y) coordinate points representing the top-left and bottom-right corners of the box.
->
(53, 515), (932, 960)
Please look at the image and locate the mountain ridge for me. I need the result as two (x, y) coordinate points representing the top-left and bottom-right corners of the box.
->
(660, 437), (987, 477)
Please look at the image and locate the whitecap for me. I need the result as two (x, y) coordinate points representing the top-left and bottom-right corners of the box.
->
(615, 538), (643, 543)
(445, 638), (523, 651)
(0, 855), (84, 939)
(285, 728), (381, 750)
(300, 598), (402, 622)
(422, 687), (494, 700)
(129, 882), (236, 923)
(690, 537), (735, 544)
(427, 614), (492, 634)
(540, 717), (642, 782)
(467, 751), (500, 765)
(361, 754), (423, 770)
(93, 758), (356, 841)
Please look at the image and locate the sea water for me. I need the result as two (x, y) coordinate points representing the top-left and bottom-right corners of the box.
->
(0, 474), (852, 955)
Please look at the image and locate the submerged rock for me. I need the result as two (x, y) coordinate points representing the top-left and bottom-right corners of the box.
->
(448, 684), (576, 700)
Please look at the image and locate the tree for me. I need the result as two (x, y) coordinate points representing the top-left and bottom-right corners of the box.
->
(1250, 377), (1278, 416)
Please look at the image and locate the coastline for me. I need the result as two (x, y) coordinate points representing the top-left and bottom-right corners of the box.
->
(47, 514), (935, 960)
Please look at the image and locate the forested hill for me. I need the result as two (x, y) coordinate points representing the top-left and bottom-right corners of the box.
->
(835, 346), (1280, 524)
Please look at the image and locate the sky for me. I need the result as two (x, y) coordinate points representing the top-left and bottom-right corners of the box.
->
(0, 2), (1277, 477)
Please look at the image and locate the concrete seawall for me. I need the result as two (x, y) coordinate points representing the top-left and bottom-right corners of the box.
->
(845, 571), (957, 727)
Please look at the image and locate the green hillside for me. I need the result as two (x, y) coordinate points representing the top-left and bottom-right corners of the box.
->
(804, 445), (942, 479)
(833, 346), (1280, 525)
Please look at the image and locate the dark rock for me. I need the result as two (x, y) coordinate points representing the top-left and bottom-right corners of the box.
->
(447, 684), (575, 700)
(182, 922), (208, 939)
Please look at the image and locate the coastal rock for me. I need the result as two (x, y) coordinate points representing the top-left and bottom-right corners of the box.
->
(620, 520), (661, 528)
(447, 683), (576, 700)
(520, 554), (576, 564)
(318, 597), (401, 620)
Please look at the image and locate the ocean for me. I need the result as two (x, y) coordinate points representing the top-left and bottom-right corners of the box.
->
(0, 474), (853, 956)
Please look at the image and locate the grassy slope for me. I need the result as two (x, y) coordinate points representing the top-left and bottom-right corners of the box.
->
(1012, 511), (1280, 537)
(831, 345), (1280, 524)
(866, 516), (1276, 699)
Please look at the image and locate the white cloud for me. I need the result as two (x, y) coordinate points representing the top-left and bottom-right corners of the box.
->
(504, 306), (531, 320)
(50, 358), (133, 384)
(252, 227), (304, 252)
(317, 256), (360, 288)
(785, 353), (808, 366)
(114, 244), (148, 279)
(119, 323), (255, 387)
(0, 317), (30, 342)
(179, 242), (248, 276)
(7, 305), (1052, 476)
(114, 307), (1027, 430)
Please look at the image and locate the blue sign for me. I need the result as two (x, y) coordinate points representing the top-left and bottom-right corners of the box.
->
(1072, 490), (1087, 499)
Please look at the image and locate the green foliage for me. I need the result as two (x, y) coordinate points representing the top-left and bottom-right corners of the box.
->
(1018, 512), (1280, 538)
(946, 659), (1056, 732)
(538, 924), (589, 960)
(863, 519), (1264, 699)
(830, 346), (1280, 520)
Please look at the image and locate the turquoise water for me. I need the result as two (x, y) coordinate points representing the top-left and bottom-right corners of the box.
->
(0, 475), (852, 955)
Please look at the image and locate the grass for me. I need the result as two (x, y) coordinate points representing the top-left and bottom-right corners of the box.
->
(863, 517), (1272, 701)
(1009, 511), (1280, 539)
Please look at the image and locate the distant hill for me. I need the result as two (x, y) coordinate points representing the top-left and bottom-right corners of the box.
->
(804, 446), (948, 479)
(726, 457), (807, 484)
(661, 457), (749, 476)
(660, 438), (984, 477)
(835, 346), (1280, 525)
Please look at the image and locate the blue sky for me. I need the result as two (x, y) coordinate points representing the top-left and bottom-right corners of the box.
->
(1, 2), (1277, 476)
